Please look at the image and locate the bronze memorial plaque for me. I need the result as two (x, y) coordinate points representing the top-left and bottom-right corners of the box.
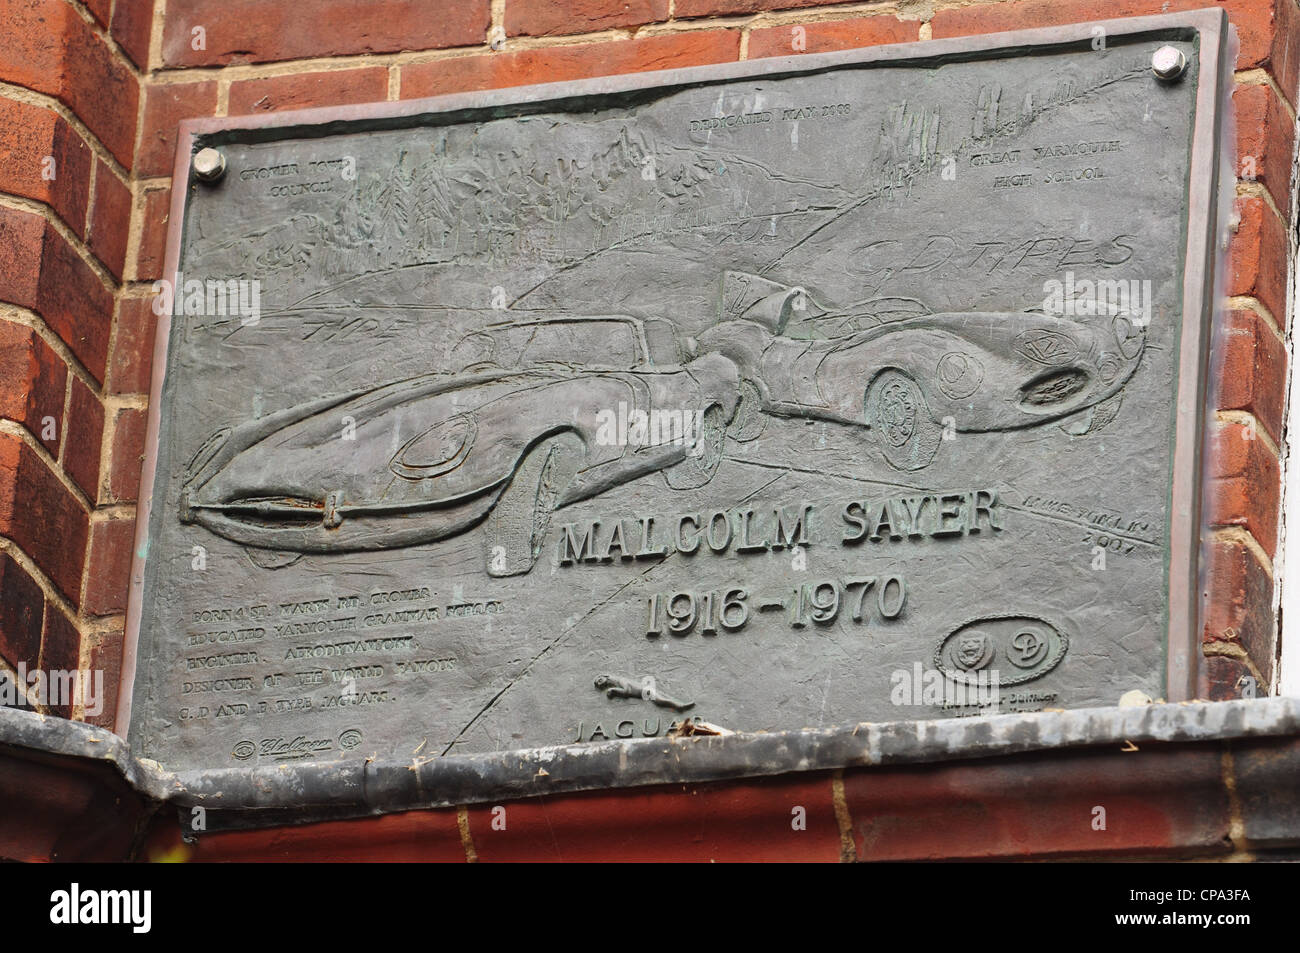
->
(124, 11), (1231, 789)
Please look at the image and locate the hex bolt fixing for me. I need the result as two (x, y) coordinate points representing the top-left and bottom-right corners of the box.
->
(193, 147), (227, 183)
(1151, 45), (1187, 82)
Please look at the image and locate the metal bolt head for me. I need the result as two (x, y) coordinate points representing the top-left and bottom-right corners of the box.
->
(1151, 45), (1187, 81)
(193, 147), (227, 182)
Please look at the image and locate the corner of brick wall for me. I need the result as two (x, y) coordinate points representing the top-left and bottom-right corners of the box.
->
(1, 0), (1292, 739)
(1199, 0), (1298, 701)
(0, 0), (148, 728)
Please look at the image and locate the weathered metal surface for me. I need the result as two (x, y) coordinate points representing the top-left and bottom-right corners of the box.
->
(125, 11), (1230, 787)
(13, 696), (1300, 820)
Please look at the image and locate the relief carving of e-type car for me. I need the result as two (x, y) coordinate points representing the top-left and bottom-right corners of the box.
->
(179, 317), (739, 577)
(696, 288), (1147, 471)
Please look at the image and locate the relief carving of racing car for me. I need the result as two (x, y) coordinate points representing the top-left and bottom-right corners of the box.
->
(696, 280), (1147, 471)
(180, 317), (738, 577)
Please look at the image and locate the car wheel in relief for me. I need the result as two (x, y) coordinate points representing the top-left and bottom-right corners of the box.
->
(484, 432), (584, 577)
(664, 403), (728, 490)
(864, 369), (942, 471)
(726, 380), (767, 443)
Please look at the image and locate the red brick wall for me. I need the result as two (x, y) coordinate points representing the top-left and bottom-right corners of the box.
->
(0, 0), (146, 724)
(139, 741), (1255, 862)
(0, 0), (1294, 729)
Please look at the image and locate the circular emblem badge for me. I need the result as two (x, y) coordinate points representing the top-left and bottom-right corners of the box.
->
(1014, 329), (1078, 365)
(934, 615), (1069, 686)
(945, 630), (995, 672)
(878, 379), (918, 447)
(935, 351), (983, 399)
(1007, 627), (1051, 668)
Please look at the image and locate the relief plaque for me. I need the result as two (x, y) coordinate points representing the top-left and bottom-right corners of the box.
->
(123, 11), (1231, 794)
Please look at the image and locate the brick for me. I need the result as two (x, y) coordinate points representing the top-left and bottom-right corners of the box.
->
(0, 433), (89, 605)
(749, 16), (918, 59)
(0, 739), (147, 860)
(88, 160), (132, 280)
(110, 0), (156, 70)
(506, 0), (670, 38)
(1208, 420), (1281, 557)
(1199, 654), (1256, 702)
(0, 0), (140, 167)
(167, 808), (466, 861)
(107, 296), (159, 395)
(48, 109), (94, 238)
(401, 31), (741, 99)
(1233, 82), (1296, 217)
(841, 744), (1231, 859)
(0, 321), (67, 456)
(1201, 538), (1275, 685)
(132, 186), (171, 282)
(0, 208), (113, 385)
(1271, 0), (1299, 109)
(84, 0), (111, 27)
(36, 220), (113, 384)
(465, 774), (840, 862)
(83, 516), (134, 616)
(1233, 736), (1300, 846)
(0, 551), (44, 669)
(63, 375), (103, 502)
(0, 0), (73, 100)
(676, 0), (830, 17)
(932, 0), (1281, 71)
(38, 604), (79, 672)
(0, 204), (45, 308)
(228, 67), (389, 116)
(1214, 309), (1286, 444)
(161, 0), (490, 68)
(83, 629), (121, 728)
(37, 606), (79, 716)
(0, 98), (92, 235)
(137, 80), (219, 178)
(0, 743), (150, 859)
(60, 20), (140, 168)
(105, 406), (147, 503)
(1228, 195), (1289, 338)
